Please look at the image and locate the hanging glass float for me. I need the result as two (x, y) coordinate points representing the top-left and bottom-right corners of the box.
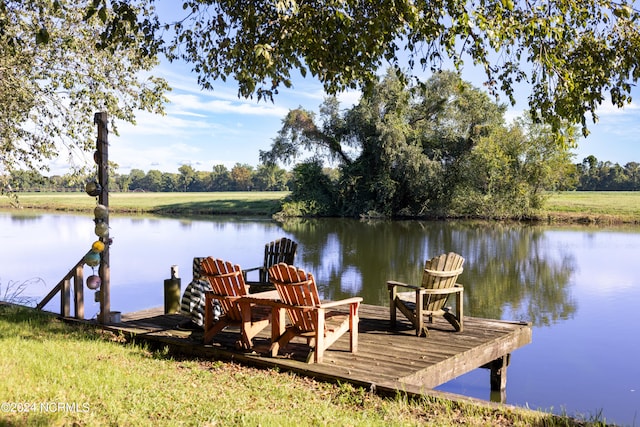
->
(94, 204), (108, 220)
(83, 250), (100, 267)
(91, 240), (105, 253)
(86, 274), (101, 290)
(94, 221), (109, 238)
(85, 180), (102, 197)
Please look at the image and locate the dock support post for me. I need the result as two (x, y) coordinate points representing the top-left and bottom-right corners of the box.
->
(488, 354), (510, 403)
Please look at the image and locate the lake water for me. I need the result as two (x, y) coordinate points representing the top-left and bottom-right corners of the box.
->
(1, 211), (638, 426)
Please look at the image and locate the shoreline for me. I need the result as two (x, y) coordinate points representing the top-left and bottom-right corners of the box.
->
(2, 191), (640, 225)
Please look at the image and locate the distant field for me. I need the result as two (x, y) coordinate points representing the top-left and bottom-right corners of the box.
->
(0, 192), (290, 216)
(2, 191), (640, 223)
(543, 191), (640, 223)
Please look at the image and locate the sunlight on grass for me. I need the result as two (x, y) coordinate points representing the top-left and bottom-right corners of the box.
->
(0, 305), (606, 426)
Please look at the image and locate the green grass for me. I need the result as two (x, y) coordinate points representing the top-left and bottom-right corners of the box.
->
(542, 191), (640, 224)
(0, 192), (290, 216)
(0, 305), (607, 427)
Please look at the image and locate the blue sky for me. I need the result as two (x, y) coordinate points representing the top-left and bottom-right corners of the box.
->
(51, 27), (640, 176)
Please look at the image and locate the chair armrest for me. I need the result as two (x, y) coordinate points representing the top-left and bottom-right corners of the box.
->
(318, 297), (363, 309)
(205, 290), (241, 300)
(266, 298), (362, 311)
(242, 266), (262, 273)
(419, 285), (464, 295)
(387, 280), (420, 291)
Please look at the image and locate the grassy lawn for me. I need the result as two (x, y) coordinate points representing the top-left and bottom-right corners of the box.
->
(0, 304), (604, 427)
(0, 192), (290, 216)
(542, 191), (640, 224)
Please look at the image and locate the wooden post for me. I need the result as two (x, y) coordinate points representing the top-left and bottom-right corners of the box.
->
(61, 278), (70, 317)
(95, 112), (110, 324)
(74, 264), (84, 319)
(488, 354), (510, 403)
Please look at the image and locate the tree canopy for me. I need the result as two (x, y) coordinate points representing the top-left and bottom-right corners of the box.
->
(161, 0), (640, 138)
(261, 71), (576, 219)
(0, 0), (168, 184)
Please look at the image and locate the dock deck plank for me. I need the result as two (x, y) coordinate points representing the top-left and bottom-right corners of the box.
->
(111, 303), (531, 399)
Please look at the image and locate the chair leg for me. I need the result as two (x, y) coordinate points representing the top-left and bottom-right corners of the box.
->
(270, 307), (286, 355)
(440, 288), (464, 332)
(443, 311), (461, 332)
(203, 318), (229, 345)
(389, 285), (397, 328)
(415, 289), (428, 337)
(350, 302), (359, 354)
(243, 318), (270, 350)
(315, 309), (325, 363)
(270, 328), (298, 357)
(456, 286), (464, 332)
(203, 293), (217, 344)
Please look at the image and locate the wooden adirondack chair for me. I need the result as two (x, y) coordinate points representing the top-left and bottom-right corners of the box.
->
(201, 257), (270, 348)
(267, 263), (362, 363)
(243, 237), (298, 292)
(388, 252), (465, 337)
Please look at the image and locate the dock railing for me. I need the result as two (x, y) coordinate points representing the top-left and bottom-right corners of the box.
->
(36, 257), (85, 319)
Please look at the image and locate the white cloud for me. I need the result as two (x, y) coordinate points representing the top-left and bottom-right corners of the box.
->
(594, 99), (640, 116)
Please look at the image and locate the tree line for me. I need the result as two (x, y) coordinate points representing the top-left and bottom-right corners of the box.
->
(5, 151), (638, 198)
(575, 156), (640, 191)
(5, 163), (290, 193)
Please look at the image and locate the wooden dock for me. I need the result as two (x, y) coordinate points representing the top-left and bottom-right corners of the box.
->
(106, 303), (531, 403)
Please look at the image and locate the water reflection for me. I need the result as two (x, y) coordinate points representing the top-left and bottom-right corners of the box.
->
(281, 218), (577, 327)
(1, 211), (638, 426)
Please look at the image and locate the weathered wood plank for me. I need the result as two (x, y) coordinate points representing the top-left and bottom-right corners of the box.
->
(113, 303), (531, 397)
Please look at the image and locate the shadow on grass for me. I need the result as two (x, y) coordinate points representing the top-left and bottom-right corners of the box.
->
(0, 304), (107, 341)
(152, 199), (284, 217)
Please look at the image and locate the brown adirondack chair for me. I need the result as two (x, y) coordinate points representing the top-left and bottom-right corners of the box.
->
(388, 252), (465, 337)
(267, 263), (362, 363)
(243, 237), (298, 292)
(202, 257), (270, 348)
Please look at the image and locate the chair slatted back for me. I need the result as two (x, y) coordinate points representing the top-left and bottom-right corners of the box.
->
(421, 252), (464, 310)
(201, 257), (247, 322)
(260, 238), (298, 283)
(268, 263), (320, 332)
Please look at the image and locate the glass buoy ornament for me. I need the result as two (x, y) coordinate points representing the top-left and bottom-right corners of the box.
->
(94, 204), (108, 220)
(83, 250), (100, 267)
(86, 274), (101, 290)
(94, 221), (109, 238)
(91, 240), (105, 253)
(85, 180), (102, 197)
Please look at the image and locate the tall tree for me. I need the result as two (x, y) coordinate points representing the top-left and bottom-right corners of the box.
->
(0, 0), (168, 187)
(127, 168), (146, 191)
(262, 71), (574, 218)
(253, 163), (289, 191)
(454, 117), (576, 219)
(230, 163), (254, 191)
(210, 164), (232, 191)
(178, 164), (197, 191)
(140, 169), (163, 192)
